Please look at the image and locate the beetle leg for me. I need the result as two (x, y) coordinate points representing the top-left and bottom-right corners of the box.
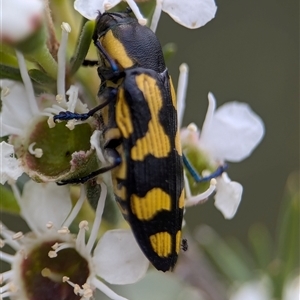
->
(183, 154), (228, 182)
(82, 59), (99, 67)
(53, 88), (117, 122)
(56, 148), (121, 185)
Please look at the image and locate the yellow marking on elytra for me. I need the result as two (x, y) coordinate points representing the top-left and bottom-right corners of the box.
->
(131, 188), (171, 221)
(116, 88), (134, 138)
(115, 185), (127, 201)
(150, 232), (172, 257)
(113, 144), (127, 180)
(104, 128), (121, 141)
(178, 188), (185, 209)
(131, 74), (171, 160)
(100, 31), (134, 68)
(169, 77), (177, 109)
(176, 230), (182, 254)
(175, 130), (182, 156)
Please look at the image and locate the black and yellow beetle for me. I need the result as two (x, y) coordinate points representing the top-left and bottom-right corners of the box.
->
(55, 10), (184, 272)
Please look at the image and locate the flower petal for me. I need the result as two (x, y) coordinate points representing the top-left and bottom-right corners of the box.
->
(214, 173), (243, 219)
(74, 0), (121, 19)
(0, 0), (43, 43)
(162, 0), (217, 29)
(0, 142), (23, 184)
(0, 80), (35, 136)
(20, 181), (72, 233)
(94, 229), (149, 284)
(200, 95), (265, 162)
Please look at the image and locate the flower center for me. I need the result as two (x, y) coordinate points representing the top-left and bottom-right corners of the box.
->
(20, 239), (90, 300)
(20, 117), (95, 180)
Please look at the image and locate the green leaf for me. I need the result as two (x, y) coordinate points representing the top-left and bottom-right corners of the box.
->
(0, 64), (22, 81)
(248, 223), (273, 270)
(70, 20), (96, 76)
(28, 69), (56, 86)
(0, 185), (20, 214)
(270, 171), (300, 299)
(0, 52), (18, 67)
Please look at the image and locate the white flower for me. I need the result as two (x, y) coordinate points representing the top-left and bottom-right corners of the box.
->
(151, 0), (217, 32)
(1, 180), (148, 300)
(0, 23), (95, 183)
(0, 0), (44, 43)
(74, 0), (217, 32)
(181, 93), (265, 219)
(74, 0), (147, 25)
(0, 141), (23, 184)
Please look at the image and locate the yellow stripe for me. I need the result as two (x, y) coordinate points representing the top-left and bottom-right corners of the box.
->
(149, 232), (172, 257)
(131, 74), (171, 160)
(178, 188), (185, 209)
(176, 230), (182, 254)
(104, 128), (121, 141)
(131, 188), (171, 221)
(116, 88), (134, 138)
(115, 185), (127, 201)
(175, 130), (182, 155)
(100, 31), (134, 68)
(169, 77), (177, 109)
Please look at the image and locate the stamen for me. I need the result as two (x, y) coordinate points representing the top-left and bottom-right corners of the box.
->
(51, 243), (59, 250)
(57, 22), (71, 104)
(177, 63), (189, 128)
(46, 221), (54, 229)
(0, 251), (15, 264)
(79, 221), (89, 231)
(57, 226), (70, 234)
(187, 123), (198, 132)
(150, 0), (162, 32)
(91, 277), (128, 300)
(63, 186), (86, 228)
(28, 142), (43, 158)
(185, 179), (217, 206)
(56, 94), (65, 104)
(66, 85), (79, 113)
(12, 232), (23, 240)
(66, 120), (76, 130)
(48, 250), (57, 258)
(86, 182), (107, 253)
(126, 0), (147, 25)
(62, 278), (86, 297)
(200, 93), (216, 142)
(82, 286), (93, 299)
(47, 116), (56, 128)
(41, 268), (62, 282)
(15, 51), (40, 115)
(53, 242), (74, 253)
(0, 221), (21, 251)
(0, 270), (13, 284)
(76, 221), (88, 254)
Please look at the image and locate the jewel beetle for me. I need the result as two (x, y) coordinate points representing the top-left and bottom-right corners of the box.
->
(55, 10), (185, 272)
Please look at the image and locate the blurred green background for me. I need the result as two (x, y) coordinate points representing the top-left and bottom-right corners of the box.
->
(156, 0), (298, 243)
